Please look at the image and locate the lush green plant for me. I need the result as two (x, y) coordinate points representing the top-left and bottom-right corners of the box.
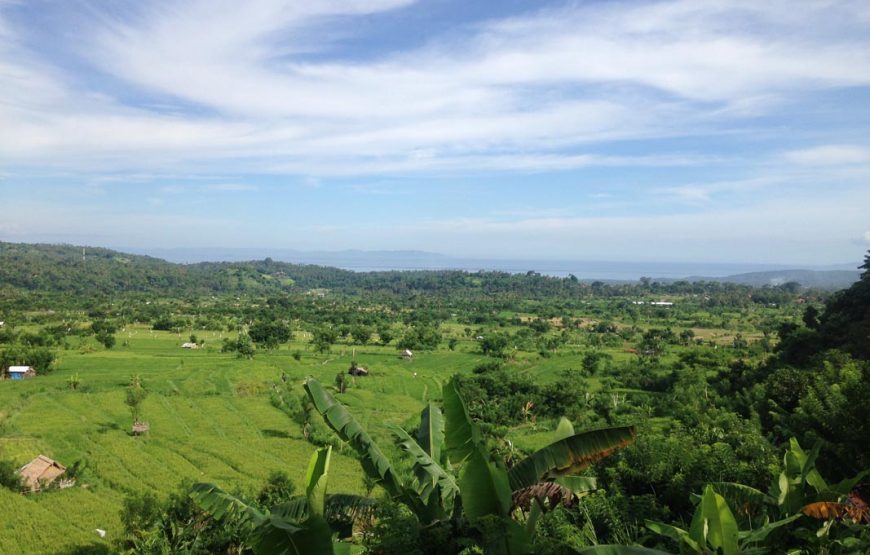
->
(222, 333), (256, 358)
(647, 438), (870, 554)
(0, 459), (23, 491)
(303, 376), (637, 554)
(191, 446), (373, 554)
(125, 374), (147, 424)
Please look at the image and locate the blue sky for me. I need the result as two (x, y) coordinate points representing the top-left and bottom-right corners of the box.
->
(1, 0), (869, 264)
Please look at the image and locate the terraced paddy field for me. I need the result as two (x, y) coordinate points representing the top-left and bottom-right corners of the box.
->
(0, 328), (514, 553)
(0, 321), (713, 553)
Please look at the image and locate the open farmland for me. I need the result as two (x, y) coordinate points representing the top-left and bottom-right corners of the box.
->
(0, 314), (734, 553)
(1, 244), (866, 553)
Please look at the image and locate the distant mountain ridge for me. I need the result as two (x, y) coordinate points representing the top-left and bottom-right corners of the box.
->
(680, 269), (860, 290)
(122, 247), (448, 265)
(0, 241), (860, 295)
(120, 246), (859, 285)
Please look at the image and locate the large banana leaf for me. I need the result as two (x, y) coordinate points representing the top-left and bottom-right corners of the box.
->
(688, 485), (739, 555)
(305, 446), (331, 517)
(645, 519), (702, 552)
(460, 460), (530, 555)
(249, 512), (334, 555)
(190, 483), (333, 555)
(304, 377), (405, 499)
(739, 513), (802, 544)
(507, 425), (636, 491)
(268, 494), (376, 531)
(710, 481), (776, 515)
(774, 438), (829, 514)
(555, 475), (598, 495)
(459, 445), (513, 521)
(189, 482), (267, 529)
(418, 401), (446, 464)
(443, 375), (483, 463)
(388, 423), (458, 516)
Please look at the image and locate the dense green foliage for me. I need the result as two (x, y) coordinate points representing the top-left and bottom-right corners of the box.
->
(0, 242), (867, 553)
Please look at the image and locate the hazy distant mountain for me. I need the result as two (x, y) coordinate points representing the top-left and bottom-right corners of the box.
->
(5, 241), (859, 292)
(124, 247), (858, 283)
(121, 247), (449, 266)
(682, 269), (860, 290)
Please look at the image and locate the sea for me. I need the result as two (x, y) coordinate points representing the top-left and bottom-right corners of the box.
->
(126, 247), (852, 282)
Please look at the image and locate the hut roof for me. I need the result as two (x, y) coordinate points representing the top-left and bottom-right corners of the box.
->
(18, 455), (66, 489)
(348, 365), (369, 376)
(9, 365), (34, 373)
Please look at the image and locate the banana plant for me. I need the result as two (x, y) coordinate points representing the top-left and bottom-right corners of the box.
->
(303, 375), (637, 554)
(190, 446), (370, 555)
(646, 484), (800, 555)
(647, 438), (870, 554)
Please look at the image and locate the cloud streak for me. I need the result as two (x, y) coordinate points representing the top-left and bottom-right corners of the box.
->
(1, 1), (869, 263)
(1, 0), (869, 176)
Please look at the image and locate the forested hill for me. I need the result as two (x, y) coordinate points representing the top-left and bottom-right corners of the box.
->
(683, 269), (859, 290)
(0, 241), (366, 296)
(0, 241), (850, 300)
(0, 241), (582, 298)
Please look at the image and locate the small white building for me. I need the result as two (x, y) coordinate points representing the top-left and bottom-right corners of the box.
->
(8, 366), (36, 380)
(402, 349), (413, 360)
(181, 342), (199, 349)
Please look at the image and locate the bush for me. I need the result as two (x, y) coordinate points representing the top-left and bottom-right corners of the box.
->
(0, 459), (23, 491)
(119, 482), (246, 554)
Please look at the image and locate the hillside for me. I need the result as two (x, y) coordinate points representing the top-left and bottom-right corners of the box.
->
(684, 269), (860, 290)
(0, 242), (857, 303)
(0, 242), (358, 297)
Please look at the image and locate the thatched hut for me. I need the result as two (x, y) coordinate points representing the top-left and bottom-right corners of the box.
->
(18, 455), (66, 491)
(348, 362), (369, 377)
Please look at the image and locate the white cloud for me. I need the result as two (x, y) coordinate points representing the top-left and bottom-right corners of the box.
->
(207, 183), (258, 192)
(783, 145), (870, 166)
(1, 0), (869, 175)
(658, 176), (780, 203)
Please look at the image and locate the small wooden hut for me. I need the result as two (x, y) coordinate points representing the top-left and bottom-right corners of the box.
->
(18, 455), (67, 491)
(7, 365), (36, 380)
(348, 362), (369, 377)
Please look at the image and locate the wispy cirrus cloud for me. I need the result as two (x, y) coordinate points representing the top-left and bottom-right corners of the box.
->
(1, 0), (869, 176)
(1, 1), (869, 263)
(783, 145), (870, 166)
(207, 183), (259, 192)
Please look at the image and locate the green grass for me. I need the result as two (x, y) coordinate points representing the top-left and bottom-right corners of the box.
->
(0, 320), (741, 552)
(0, 328), (493, 552)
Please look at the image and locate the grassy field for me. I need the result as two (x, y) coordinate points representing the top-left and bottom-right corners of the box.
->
(0, 319), (737, 553)
(0, 327), (497, 553)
